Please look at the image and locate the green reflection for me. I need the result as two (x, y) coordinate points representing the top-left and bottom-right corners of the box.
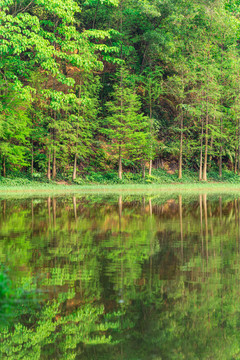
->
(1, 194), (240, 359)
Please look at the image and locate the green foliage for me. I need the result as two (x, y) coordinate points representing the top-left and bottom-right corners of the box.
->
(2, 0), (240, 180)
(2, 168), (240, 186)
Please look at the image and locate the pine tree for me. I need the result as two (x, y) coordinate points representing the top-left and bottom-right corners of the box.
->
(104, 68), (150, 179)
(141, 66), (162, 176)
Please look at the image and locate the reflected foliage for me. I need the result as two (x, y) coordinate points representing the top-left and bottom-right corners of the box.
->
(1, 195), (240, 359)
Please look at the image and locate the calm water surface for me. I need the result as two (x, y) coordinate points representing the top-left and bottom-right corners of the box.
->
(1, 194), (240, 359)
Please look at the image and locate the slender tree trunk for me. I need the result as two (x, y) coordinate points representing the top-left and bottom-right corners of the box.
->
(72, 153), (77, 181)
(238, 117), (240, 175)
(202, 129), (208, 181)
(140, 45), (149, 72)
(119, 1), (123, 181)
(47, 150), (51, 180)
(149, 159), (152, 176)
(179, 69), (185, 180)
(179, 110), (183, 180)
(118, 145), (122, 180)
(142, 162), (146, 179)
(149, 85), (153, 177)
(238, 199), (240, 252)
(219, 48), (223, 177)
(203, 96), (209, 182)
(199, 118), (204, 181)
(235, 117), (238, 173)
(219, 124), (222, 178)
(52, 21), (57, 181)
(52, 148), (56, 179)
(2, 156), (6, 177)
(92, 0), (100, 29)
(31, 145), (34, 177)
(208, 135), (214, 171)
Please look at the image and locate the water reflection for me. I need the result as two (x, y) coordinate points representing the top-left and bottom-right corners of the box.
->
(1, 194), (240, 359)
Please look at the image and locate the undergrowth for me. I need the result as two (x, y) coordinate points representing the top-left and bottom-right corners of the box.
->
(73, 169), (240, 185)
(1, 169), (240, 187)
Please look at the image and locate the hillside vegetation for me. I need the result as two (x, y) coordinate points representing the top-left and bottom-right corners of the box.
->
(1, 0), (240, 182)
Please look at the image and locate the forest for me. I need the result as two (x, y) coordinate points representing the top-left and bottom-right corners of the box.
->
(1, 0), (240, 182)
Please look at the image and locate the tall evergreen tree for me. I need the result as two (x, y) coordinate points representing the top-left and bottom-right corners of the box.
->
(104, 68), (151, 179)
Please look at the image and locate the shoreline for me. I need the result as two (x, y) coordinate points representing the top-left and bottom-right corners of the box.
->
(1, 182), (240, 197)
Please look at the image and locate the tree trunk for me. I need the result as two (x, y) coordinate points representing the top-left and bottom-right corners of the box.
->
(52, 148), (56, 179)
(199, 118), (204, 181)
(202, 129), (208, 181)
(203, 100), (209, 182)
(149, 159), (152, 176)
(219, 49), (223, 177)
(118, 146), (122, 180)
(119, 1), (123, 182)
(142, 162), (146, 179)
(2, 156), (6, 177)
(47, 150), (51, 180)
(235, 153), (238, 174)
(238, 117), (240, 175)
(208, 135), (214, 171)
(179, 69), (185, 180)
(179, 110), (183, 180)
(72, 153), (77, 181)
(235, 117), (238, 174)
(219, 136), (222, 177)
(149, 89), (153, 177)
(92, 0), (100, 28)
(31, 146), (34, 177)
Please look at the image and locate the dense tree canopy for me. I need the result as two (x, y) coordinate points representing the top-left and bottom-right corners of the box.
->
(1, 0), (240, 180)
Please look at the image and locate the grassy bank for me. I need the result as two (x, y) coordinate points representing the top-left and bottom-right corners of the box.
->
(2, 180), (240, 197)
(1, 169), (240, 196)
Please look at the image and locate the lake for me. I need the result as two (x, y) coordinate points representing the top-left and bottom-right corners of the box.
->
(0, 193), (240, 359)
